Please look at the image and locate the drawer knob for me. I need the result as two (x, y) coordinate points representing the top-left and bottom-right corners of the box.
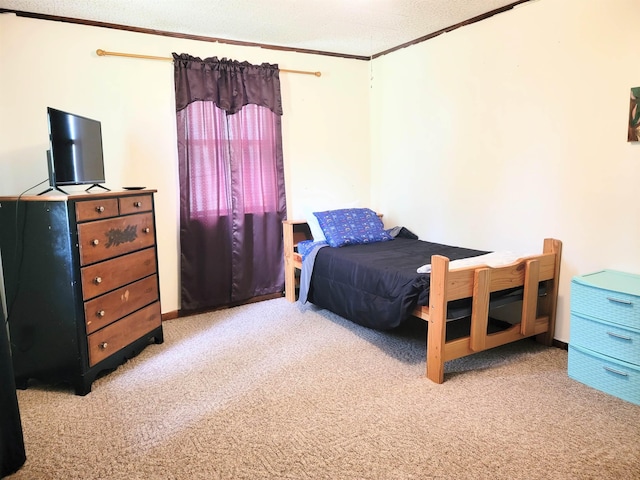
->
(143, 227), (150, 234)
(97, 310), (105, 318)
(99, 342), (108, 350)
(93, 276), (102, 285)
(134, 201), (142, 208)
(95, 206), (105, 213)
(91, 239), (100, 246)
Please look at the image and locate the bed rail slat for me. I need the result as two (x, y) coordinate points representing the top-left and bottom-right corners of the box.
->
(444, 317), (549, 362)
(469, 268), (490, 352)
(520, 258), (540, 337)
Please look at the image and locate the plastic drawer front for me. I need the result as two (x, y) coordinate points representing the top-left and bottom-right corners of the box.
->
(571, 274), (640, 330)
(568, 344), (640, 406)
(570, 313), (640, 365)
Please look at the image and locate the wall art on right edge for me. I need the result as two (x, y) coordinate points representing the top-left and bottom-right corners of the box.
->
(628, 87), (640, 142)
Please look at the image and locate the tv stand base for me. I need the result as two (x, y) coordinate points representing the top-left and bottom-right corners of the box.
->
(38, 186), (69, 195)
(86, 184), (111, 193)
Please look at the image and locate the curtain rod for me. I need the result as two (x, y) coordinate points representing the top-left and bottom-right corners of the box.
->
(96, 49), (321, 77)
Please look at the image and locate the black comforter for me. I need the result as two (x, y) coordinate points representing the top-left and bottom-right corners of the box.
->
(307, 238), (488, 330)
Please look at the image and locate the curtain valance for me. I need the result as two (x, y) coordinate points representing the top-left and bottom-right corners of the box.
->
(172, 53), (283, 115)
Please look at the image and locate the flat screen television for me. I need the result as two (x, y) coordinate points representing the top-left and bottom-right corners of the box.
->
(40, 107), (108, 194)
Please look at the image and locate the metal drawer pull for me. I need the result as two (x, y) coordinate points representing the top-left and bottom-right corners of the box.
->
(95, 206), (105, 213)
(91, 239), (100, 246)
(134, 201), (142, 208)
(93, 276), (102, 285)
(606, 331), (632, 341)
(97, 310), (105, 318)
(603, 366), (629, 377)
(99, 342), (108, 350)
(143, 227), (150, 233)
(606, 296), (633, 305)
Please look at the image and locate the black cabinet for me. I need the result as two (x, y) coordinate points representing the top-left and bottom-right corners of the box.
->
(0, 304), (26, 477)
(0, 191), (163, 396)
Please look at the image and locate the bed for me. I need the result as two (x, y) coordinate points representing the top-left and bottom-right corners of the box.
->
(283, 209), (562, 383)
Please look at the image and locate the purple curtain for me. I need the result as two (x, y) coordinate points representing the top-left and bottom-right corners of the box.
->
(173, 53), (286, 311)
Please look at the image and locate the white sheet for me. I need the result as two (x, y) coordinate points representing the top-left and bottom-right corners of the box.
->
(417, 251), (527, 274)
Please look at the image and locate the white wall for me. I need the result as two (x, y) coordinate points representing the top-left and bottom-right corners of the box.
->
(0, 13), (371, 314)
(370, 0), (640, 341)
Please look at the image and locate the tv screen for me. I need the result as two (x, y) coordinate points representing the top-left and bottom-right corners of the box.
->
(47, 107), (106, 188)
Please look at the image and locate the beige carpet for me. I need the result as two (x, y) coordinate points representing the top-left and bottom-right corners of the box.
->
(6, 298), (640, 480)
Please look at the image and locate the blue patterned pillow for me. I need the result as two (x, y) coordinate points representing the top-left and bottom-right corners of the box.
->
(313, 208), (393, 248)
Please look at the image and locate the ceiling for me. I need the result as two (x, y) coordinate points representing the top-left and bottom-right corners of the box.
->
(0, 0), (525, 58)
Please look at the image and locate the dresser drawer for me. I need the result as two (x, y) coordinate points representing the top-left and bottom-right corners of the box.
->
(77, 212), (155, 265)
(570, 313), (640, 365)
(568, 344), (640, 406)
(75, 198), (119, 222)
(119, 194), (153, 215)
(87, 301), (161, 367)
(84, 275), (159, 334)
(81, 247), (157, 300)
(572, 275), (640, 329)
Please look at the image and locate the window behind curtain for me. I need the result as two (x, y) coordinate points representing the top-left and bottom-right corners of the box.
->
(185, 102), (282, 218)
(184, 101), (232, 218)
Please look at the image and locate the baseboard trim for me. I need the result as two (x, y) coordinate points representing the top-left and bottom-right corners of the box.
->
(161, 310), (179, 321)
(552, 339), (568, 350)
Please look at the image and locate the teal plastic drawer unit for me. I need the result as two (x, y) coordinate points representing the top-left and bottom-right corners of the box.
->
(568, 270), (640, 405)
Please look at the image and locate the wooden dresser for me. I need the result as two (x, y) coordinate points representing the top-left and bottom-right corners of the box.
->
(0, 190), (163, 395)
(568, 270), (640, 405)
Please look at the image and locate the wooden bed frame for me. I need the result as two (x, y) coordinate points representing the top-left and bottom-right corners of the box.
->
(283, 219), (563, 384)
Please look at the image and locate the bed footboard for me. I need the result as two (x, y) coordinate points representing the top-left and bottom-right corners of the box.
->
(418, 238), (562, 383)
